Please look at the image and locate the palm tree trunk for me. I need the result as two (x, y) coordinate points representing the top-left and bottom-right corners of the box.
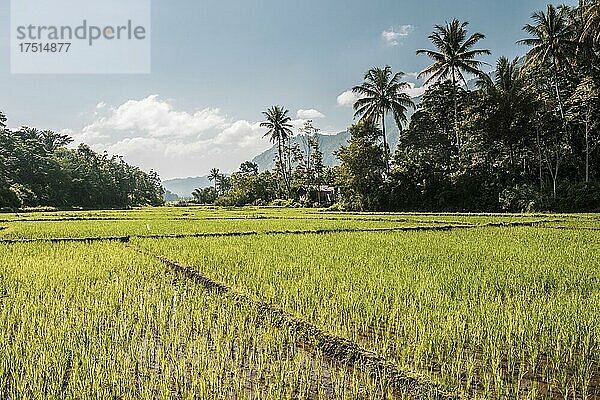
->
(536, 124), (543, 190)
(277, 138), (285, 197)
(552, 66), (565, 120)
(381, 109), (389, 172)
(452, 72), (460, 153)
(306, 140), (311, 190)
(287, 137), (292, 196)
(554, 79), (565, 121)
(585, 103), (590, 183)
(544, 145), (559, 199)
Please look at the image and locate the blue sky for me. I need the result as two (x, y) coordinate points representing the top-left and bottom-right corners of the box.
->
(0, 0), (576, 179)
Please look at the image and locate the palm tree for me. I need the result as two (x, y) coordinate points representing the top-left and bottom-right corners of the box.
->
(192, 188), (203, 203)
(352, 66), (415, 168)
(260, 106), (293, 194)
(518, 4), (577, 119)
(208, 168), (220, 192)
(216, 174), (232, 195)
(416, 19), (490, 150)
(580, 0), (600, 45)
(477, 57), (535, 168)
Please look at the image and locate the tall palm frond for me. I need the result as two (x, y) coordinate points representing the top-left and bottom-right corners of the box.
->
(352, 66), (415, 167)
(416, 19), (491, 87)
(260, 105), (293, 195)
(416, 19), (490, 151)
(518, 4), (577, 119)
(208, 168), (220, 191)
(260, 106), (293, 146)
(580, 0), (600, 45)
(518, 4), (577, 72)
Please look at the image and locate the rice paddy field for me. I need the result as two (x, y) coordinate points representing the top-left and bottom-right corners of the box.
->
(0, 207), (599, 399)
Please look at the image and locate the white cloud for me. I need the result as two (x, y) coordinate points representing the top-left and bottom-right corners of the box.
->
(96, 101), (107, 109)
(401, 82), (429, 99)
(82, 95), (227, 140)
(214, 120), (265, 147)
(290, 118), (310, 131)
(297, 109), (325, 119)
(382, 25), (415, 46)
(336, 90), (360, 107)
(67, 96), (328, 179)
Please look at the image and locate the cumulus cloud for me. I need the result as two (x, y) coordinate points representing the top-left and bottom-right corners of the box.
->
(290, 118), (311, 131)
(381, 25), (415, 46)
(401, 82), (429, 99)
(213, 120), (265, 147)
(336, 90), (360, 107)
(68, 96), (327, 179)
(82, 95), (227, 141)
(297, 109), (325, 119)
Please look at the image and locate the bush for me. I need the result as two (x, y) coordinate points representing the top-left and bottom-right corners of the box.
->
(214, 193), (241, 207)
(327, 202), (346, 212)
(0, 186), (21, 209)
(268, 199), (299, 208)
(499, 184), (540, 212)
(559, 182), (600, 212)
(173, 201), (198, 207)
(252, 199), (268, 207)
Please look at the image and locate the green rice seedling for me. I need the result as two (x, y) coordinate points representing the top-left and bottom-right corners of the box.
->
(1, 207), (597, 398)
(0, 240), (399, 399)
(136, 225), (600, 399)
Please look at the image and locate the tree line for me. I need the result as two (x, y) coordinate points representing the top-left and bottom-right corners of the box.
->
(197, 118), (332, 207)
(0, 116), (164, 210)
(205, 2), (600, 212)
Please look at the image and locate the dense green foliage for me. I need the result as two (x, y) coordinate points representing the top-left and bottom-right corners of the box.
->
(215, 170), (278, 206)
(335, 122), (388, 211)
(335, 3), (600, 212)
(0, 120), (164, 209)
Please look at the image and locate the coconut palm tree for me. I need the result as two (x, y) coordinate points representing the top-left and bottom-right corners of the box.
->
(518, 4), (577, 119)
(580, 0), (600, 45)
(416, 19), (490, 151)
(216, 174), (231, 195)
(477, 57), (536, 168)
(260, 106), (293, 194)
(352, 66), (414, 168)
(192, 188), (203, 203)
(208, 168), (220, 192)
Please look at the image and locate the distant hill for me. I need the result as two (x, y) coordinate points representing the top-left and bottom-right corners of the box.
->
(163, 190), (180, 202)
(162, 176), (213, 198)
(252, 128), (402, 171)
